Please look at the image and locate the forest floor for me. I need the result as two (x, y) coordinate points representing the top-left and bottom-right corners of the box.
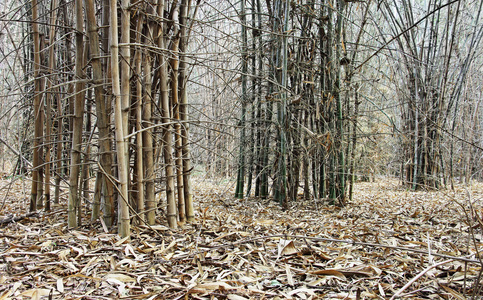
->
(0, 177), (483, 299)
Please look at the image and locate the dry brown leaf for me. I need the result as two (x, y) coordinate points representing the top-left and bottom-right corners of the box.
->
(278, 239), (298, 256)
(105, 273), (136, 283)
(56, 278), (64, 293)
(309, 269), (346, 280)
(190, 281), (235, 293)
(286, 264), (294, 286)
(20, 289), (53, 299)
(214, 231), (238, 242)
(287, 287), (317, 297)
(115, 236), (130, 246)
(256, 219), (274, 226)
(227, 294), (249, 300)
(57, 249), (70, 261)
(440, 285), (465, 299)
(124, 243), (138, 258)
(0, 291), (12, 300)
(338, 265), (378, 277)
(378, 283), (385, 297)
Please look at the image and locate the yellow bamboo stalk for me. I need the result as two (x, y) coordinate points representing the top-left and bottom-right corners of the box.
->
(110, 0), (130, 237)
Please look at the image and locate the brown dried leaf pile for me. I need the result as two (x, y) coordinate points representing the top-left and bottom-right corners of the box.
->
(0, 177), (482, 299)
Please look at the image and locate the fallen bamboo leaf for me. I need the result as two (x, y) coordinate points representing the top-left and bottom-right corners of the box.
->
(309, 269), (346, 280)
(0, 291), (12, 300)
(278, 239), (298, 256)
(105, 273), (136, 283)
(227, 294), (249, 300)
(440, 285), (465, 300)
(20, 289), (52, 298)
(190, 282), (235, 293)
(57, 278), (64, 293)
(115, 236), (130, 246)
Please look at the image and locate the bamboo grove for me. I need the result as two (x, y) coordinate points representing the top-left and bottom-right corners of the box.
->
(227, 0), (483, 204)
(1, 0), (483, 237)
(4, 0), (199, 237)
(233, 0), (354, 207)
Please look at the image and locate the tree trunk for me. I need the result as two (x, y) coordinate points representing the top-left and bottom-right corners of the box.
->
(143, 45), (156, 225)
(85, 0), (115, 226)
(68, 0), (85, 227)
(158, 0), (177, 229)
(134, 13), (145, 223)
(54, 90), (62, 205)
(110, 0), (130, 237)
(80, 90), (92, 225)
(170, 16), (185, 223)
(179, 0), (195, 222)
(44, 0), (59, 211)
(30, 0), (42, 212)
(335, 0), (346, 204)
(235, 0), (248, 199)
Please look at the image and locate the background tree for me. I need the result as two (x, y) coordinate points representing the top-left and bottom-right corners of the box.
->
(381, 0), (483, 189)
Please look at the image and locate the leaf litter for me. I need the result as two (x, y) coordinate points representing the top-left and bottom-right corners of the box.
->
(0, 177), (483, 299)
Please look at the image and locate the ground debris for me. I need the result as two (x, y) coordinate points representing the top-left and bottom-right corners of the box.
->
(0, 178), (482, 299)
